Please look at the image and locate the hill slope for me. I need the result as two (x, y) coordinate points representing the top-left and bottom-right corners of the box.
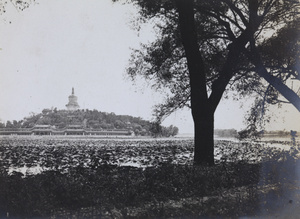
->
(1, 108), (179, 137)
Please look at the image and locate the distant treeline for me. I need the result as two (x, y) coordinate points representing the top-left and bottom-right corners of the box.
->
(214, 129), (238, 138)
(0, 108), (179, 137)
(262, 130), (293, 137)
(215, 129), (296, 139)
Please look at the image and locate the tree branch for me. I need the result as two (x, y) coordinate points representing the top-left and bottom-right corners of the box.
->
(222, 0), (249, 26)
(246, 39), (300, 112)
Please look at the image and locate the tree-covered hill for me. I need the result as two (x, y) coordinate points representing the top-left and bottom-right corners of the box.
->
(0, 108), (179, 137)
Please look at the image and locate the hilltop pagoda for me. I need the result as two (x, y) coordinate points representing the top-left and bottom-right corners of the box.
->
(66, 87), (80, 111)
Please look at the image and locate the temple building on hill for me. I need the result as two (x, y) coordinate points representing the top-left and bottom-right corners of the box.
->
(66, 87), (80, 111)
(0, 87), (135, 136)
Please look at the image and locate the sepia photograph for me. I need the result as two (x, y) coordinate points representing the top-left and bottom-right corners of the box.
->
(0, 0), (299, 218)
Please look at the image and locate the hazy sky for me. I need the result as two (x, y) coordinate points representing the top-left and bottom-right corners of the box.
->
(0, 0), (299, 133)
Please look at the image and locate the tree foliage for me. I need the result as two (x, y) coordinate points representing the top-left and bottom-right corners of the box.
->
(116, 0), (299, 164)
(0, 0), (35, 15)
(125, 0), (299, 122)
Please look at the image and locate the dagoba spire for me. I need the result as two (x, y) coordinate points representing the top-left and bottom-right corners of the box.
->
(66, 87), (80, 111)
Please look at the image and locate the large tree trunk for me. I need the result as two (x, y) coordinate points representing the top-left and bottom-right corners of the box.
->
(175, 0), (261, 165)
(193, 104), (215, 165)
(176, 0), (215, 165)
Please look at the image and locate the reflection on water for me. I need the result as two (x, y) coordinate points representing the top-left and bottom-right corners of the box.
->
(9, 165), (45, 176)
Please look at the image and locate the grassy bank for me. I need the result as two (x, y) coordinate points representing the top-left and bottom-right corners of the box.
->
(1, 160), (300, 218)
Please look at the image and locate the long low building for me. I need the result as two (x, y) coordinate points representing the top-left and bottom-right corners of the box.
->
(0, 125), (133, 136)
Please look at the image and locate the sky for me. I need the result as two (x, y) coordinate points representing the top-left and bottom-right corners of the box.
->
(0, 0), (299, 134)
